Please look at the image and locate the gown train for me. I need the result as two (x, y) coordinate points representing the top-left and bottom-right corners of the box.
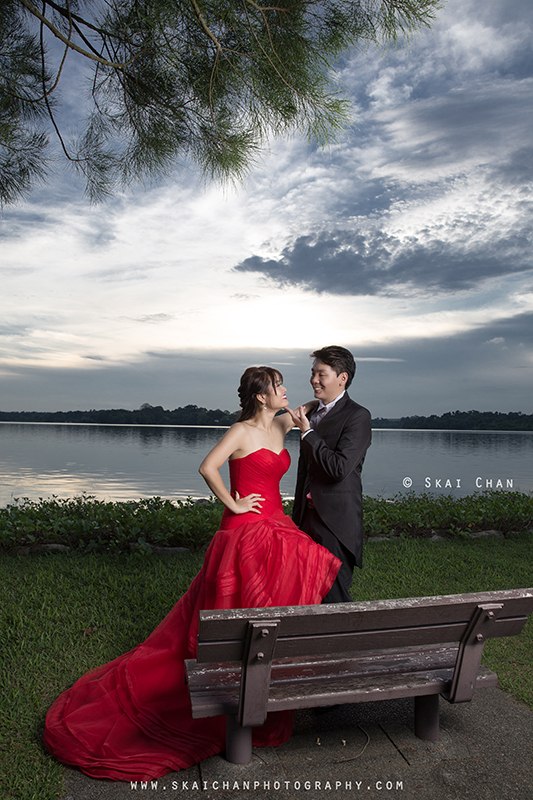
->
(43, 448), (340, 780)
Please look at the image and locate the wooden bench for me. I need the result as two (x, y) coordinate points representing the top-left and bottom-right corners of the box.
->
(185, 588), (533, 764)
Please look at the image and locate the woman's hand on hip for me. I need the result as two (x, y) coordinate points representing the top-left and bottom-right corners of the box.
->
(234, 491), (264, 514)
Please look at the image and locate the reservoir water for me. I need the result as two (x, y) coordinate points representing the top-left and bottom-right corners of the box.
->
(1, 422), (532, 507)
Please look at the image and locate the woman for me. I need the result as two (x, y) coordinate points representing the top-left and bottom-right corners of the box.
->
(43, 367), (340, 781)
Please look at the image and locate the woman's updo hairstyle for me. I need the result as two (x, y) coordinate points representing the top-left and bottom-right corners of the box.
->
(237, 366), (283, 422)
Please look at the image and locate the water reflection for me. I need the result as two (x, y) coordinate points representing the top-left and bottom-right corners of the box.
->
(0, 423), (532, 507)
(366, 429), (533, 498)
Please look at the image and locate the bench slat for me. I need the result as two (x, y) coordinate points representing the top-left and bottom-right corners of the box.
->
(196, 590), (533, 643)
(186, 662), (498, 718)
(265, 665), (498, 708)
(187, 643), (460, 691)
(196, 615), (527, 662)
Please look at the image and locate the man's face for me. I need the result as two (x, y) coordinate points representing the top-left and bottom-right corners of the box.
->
(310, 359), (347, 405)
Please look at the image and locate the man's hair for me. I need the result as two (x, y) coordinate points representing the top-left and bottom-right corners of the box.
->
(311, 346), (356, 389)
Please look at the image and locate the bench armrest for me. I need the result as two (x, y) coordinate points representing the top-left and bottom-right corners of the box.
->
(238, 619), (280, 727)
(445, 603), (503, 703)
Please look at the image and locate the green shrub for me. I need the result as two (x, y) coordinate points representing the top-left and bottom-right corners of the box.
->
(0, 495), (224, 553)
(363, 490), (533, 538)
(1, 490), (531, 553)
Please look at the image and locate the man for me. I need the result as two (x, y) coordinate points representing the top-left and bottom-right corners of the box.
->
(288, 346), (371, 603)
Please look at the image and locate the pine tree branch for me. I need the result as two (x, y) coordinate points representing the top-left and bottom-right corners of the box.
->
(39, 11), (79, 163)
(188, 0), (223, 53)
(18, 0), (139, 69)
(4, 0), (443, 203)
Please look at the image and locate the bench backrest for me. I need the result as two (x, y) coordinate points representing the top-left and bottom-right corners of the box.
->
(193, 589), (533, 727)
(196, 588), (533, 663)
(193, 589), (533, 725)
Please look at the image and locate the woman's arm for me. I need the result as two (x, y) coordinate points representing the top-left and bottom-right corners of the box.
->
(302, 399), (319, 414)
(198, 425), (264, 514)
(276, 400), (318, 435)
(285, 398), (320, 435)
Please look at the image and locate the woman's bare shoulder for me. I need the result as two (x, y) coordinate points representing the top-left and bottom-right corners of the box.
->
(227, 420), (251, 436)
(222, 420), (257, 448)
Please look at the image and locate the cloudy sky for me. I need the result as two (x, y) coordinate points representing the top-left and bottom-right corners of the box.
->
(1, 0), (532, 419)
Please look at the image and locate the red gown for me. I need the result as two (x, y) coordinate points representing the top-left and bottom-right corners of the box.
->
(43, 448), (340, 781)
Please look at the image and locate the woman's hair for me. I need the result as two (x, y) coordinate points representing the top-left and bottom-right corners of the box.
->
(237, 366), (283, 422)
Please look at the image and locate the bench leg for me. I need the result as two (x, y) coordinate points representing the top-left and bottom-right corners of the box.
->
(414, 694), (440, 741)
(225, 715), (253, 764)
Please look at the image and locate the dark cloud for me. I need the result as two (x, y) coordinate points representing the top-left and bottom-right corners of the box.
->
(0, 209), (52, 241)
(235, 42), (533, 300)
(477, 310), (533, 344)
(475, 0), (533, 29)
(81, 220), (117, 249)
(343, 311), (533, 417)
(234, 225), (533, 297)
(377, 80), (533, 169)
(365, 312), (533, 365)
(0, 349), (305, 413)
(415, 91), (514, 151)
(1, 313), (531, 418)
(489, 145), (533, 188)
(0, 324), (28, 337)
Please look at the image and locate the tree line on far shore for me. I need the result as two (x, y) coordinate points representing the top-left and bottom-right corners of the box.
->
(373, 410), (533, 431)
(0, 406), (532, 431)
(0, 405), (239, 427)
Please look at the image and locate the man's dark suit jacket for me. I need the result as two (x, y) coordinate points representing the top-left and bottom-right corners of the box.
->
(292, 393), (372, 568)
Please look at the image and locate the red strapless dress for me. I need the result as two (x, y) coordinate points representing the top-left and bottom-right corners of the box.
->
(43, 448), (340, 781)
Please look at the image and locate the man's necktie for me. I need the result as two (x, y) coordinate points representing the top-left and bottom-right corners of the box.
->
(310, 406), (328, 429)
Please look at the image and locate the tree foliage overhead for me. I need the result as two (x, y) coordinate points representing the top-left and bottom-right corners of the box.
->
(1, 0), (441, 204)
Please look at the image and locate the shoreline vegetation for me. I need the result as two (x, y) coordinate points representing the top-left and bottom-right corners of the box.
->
(0, 404), (239, 427)
(1, 490), (532, 555)
(1, 406), (533, 430)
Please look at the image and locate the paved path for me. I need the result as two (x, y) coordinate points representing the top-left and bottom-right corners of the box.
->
(61, 687), (533, 800)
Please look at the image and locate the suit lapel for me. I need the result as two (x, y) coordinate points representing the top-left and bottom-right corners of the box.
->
(315, 392), (350, 432)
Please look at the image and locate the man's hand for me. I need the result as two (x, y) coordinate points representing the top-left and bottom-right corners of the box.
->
(286, 405), (311, 434)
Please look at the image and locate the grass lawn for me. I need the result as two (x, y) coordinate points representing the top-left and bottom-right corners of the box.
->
(1, 532), (532, 800)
